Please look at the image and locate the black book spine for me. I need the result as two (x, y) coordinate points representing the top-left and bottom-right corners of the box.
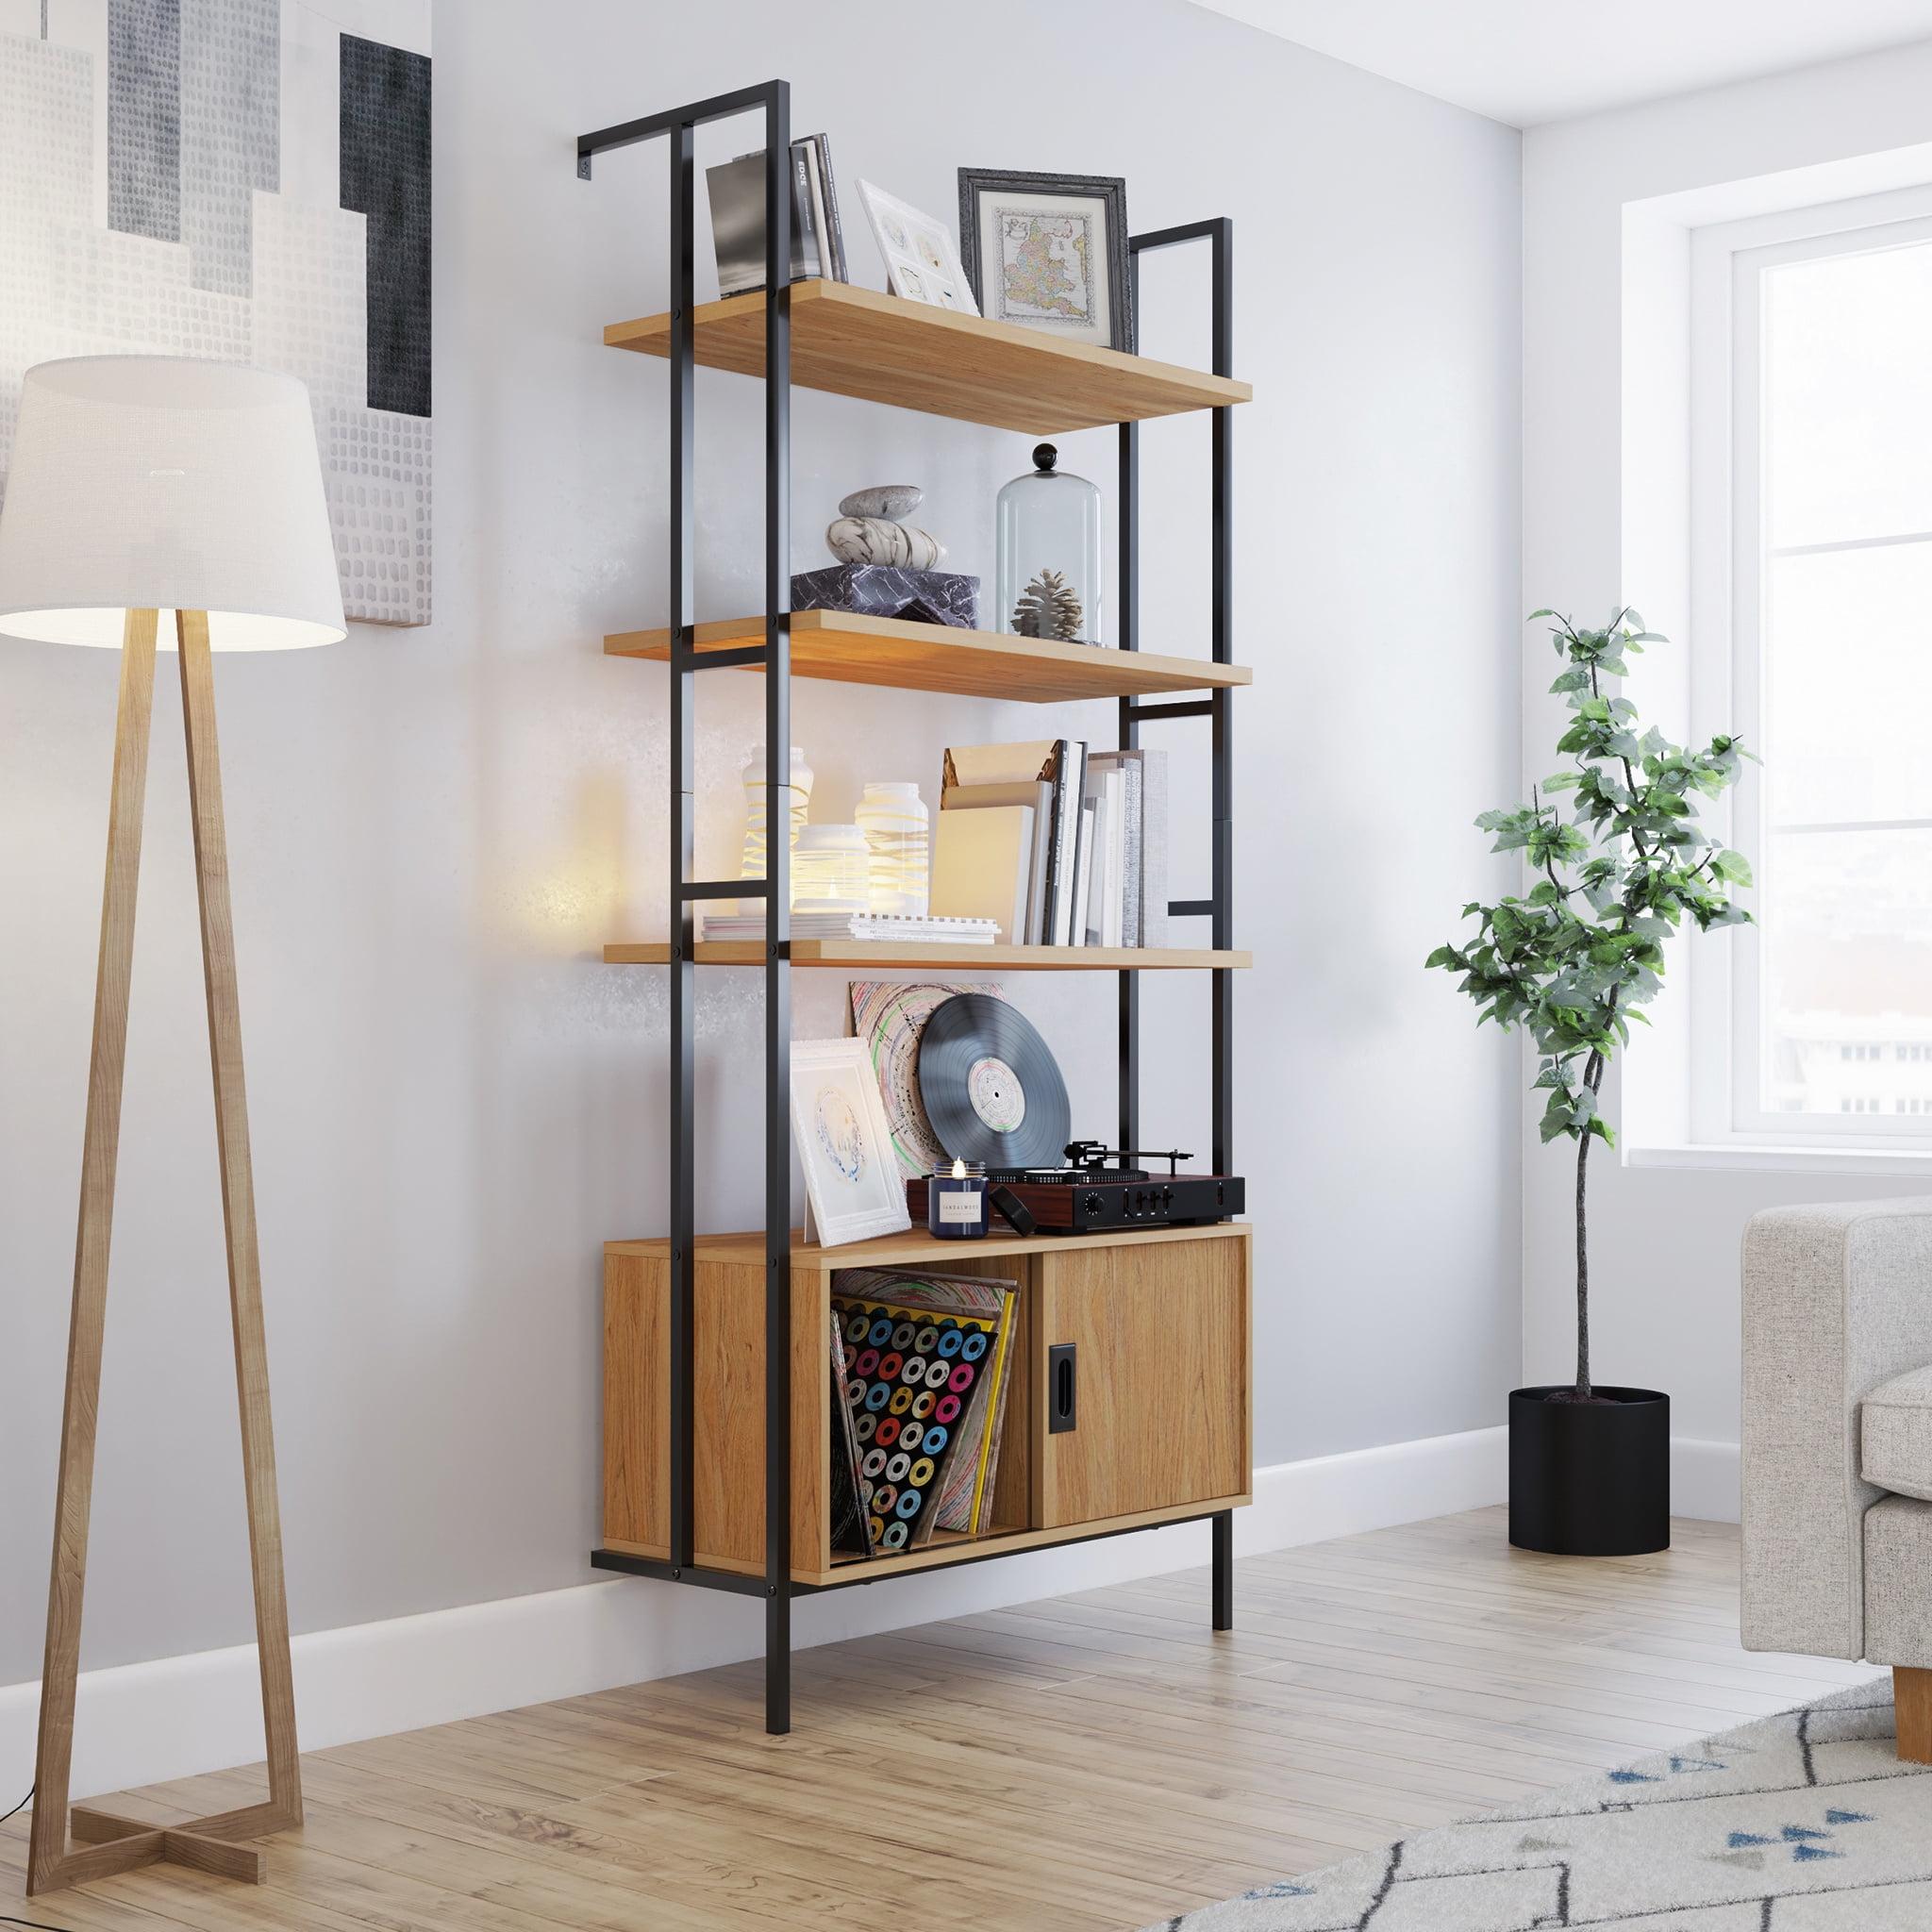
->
(815, 134), (848, 281)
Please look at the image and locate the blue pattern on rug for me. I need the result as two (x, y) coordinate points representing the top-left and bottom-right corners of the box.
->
(1141, 1678), (1924, 1929)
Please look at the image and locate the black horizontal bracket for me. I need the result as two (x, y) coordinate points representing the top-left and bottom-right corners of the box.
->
(590, 1550), (775, 1597)
(576, 80), (785, 176)
(1127, 697), (1215, 723)
(678, 878), (763, 902)
(680, 643), (770, 671)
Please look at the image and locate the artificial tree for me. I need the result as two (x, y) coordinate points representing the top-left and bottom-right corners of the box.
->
(1429, 608), (1753, 1401)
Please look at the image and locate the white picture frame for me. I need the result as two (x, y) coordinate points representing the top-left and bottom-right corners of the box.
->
(791, 1037), (912, 1247)
(855, 179), (980, 315)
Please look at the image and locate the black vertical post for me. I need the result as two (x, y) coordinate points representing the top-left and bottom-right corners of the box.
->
(1116, 253), (1141, 1155)
(1208, 218), (1235, 1632)
(1208, 219), (1233, 1174)
(666, 117), (697, 1576)
(761, 80), (793, 1739)
(1211, 1510), (1234, 1631)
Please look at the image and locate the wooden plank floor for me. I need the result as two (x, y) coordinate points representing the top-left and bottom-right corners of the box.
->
(0, 1508), (1878, 1932)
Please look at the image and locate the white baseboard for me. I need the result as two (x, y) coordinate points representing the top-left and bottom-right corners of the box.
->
(1674, 1435), (1741, 1524)
(0, 1424), (1508, 1800)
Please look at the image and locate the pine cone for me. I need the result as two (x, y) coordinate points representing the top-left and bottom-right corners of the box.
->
(1011, 569), (1083, 641)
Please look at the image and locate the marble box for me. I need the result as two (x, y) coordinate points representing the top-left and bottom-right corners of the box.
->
(790, 563), (979, 629)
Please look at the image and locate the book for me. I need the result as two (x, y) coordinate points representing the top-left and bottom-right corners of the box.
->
(942, 741), (1086, 945)
(1087, 749), (1167, 948)
(930, 805), (1035, 941)
(1078, 760), (1122, 947)
(707, 139), (828, 295)
(702, 911), (997, 943)
(1071, 799), (1096, 949)
(1105, 769), (1128, 950)
(1047, 741), (1086, 944)
(1141, 746), (1169, 949)
(941, 778), (1054, 941)
(801, 133), (847, 280)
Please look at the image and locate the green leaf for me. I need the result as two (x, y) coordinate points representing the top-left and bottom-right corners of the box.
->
(1526, 608), (1556, 621)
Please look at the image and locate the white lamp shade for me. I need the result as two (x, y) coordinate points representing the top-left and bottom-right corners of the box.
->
(0, 357), (346, 651)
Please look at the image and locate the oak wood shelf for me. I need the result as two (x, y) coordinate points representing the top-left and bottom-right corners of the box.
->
(605, 279), (1253, 434)
(607, 608), (1252, 704)
(601, 940), (1252, 970)
(607, 1220), (1252, 1272)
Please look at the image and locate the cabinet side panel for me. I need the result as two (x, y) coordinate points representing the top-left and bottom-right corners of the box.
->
(988, 1255), (1035, 1532)
(603, 1249), (668, 1552)
(694, 1257), (765, 1574)
(1040, 1236), (1247, 1527)
(793, 1269), (827, 1576)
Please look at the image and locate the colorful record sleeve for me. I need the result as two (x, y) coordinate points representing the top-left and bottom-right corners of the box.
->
(848, 980), (1008, 1178)
(831, 1292), (1000, 1549)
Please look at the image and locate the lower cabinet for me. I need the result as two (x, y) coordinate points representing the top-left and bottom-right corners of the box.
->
(602, 1223), (1252, 1586)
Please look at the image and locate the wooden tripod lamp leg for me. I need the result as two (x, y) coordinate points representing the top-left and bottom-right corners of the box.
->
(27, 612), (301, 1899)
(29, 610), (160, 1898)
(176, 610), (303, 1827)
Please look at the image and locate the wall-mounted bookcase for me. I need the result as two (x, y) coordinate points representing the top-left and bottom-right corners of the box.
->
(578, 79), (1248, 1737)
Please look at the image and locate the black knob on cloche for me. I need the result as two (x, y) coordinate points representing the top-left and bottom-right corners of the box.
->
(1033, 442), (1058, 472)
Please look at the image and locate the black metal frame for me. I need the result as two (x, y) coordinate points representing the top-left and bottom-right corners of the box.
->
(580, 87), (1238, 1733)
(1118, 219), (1237, 1632)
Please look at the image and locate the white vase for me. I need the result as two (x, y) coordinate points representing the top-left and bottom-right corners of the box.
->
(791, 824), (870, 913)
(740, 745), (812, 909)
(856, 781), (929, 917)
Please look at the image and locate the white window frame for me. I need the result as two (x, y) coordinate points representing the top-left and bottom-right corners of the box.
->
(1684, 184), (1932, 1158)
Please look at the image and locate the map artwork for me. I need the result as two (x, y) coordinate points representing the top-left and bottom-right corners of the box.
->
(996, 208), (1094, 328)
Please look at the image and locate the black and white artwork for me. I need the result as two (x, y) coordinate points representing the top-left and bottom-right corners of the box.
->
(0, 0), (432, 625)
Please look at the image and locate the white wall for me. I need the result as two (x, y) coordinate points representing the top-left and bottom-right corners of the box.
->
(1522, 40), (1932, 1496)
(0, 0), (1521, 1723)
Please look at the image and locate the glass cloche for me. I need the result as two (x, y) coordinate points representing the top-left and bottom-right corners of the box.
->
(996, 443), (1102, 647)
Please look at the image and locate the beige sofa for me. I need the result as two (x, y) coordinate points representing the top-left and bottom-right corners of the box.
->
(1742, 1197), (1932, 1759)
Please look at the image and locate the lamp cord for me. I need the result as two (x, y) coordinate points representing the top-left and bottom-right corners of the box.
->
(0, 1789), (75, 1932)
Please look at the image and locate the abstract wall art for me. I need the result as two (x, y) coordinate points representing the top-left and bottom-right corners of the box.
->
(0, 0), (431, 625)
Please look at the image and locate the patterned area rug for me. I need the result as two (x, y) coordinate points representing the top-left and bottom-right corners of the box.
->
(1141, 1677), (1932, 1929)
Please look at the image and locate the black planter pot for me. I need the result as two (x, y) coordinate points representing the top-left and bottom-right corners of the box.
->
(1508, 1385), (1669, 1557)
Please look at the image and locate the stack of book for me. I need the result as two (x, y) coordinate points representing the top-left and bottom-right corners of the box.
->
(829, 1268), (1019, 1557)
(928, 740), (1168, 947)
(701, 911), (997, 944)
(707, 134), (847, 295)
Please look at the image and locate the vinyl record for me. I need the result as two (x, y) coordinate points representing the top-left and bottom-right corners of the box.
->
(917, 992), (1070, 1168)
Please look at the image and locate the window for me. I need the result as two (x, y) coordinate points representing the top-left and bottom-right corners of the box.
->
(1684, 190), (1932, 1154)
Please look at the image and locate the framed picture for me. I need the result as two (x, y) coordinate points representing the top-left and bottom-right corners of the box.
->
(957, 169), (1134, 354)
(791, 1038), (912, 1247)
(856, 180), (980, 315)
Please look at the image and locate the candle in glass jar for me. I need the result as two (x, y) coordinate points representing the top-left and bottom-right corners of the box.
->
(927, 1158), (989, 1240)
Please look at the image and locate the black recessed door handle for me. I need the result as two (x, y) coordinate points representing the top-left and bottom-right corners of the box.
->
(1048, 1342), (1077, 1434)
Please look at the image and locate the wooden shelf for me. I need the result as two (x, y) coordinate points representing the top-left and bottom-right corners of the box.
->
(608, 1220), (1251, 1273)
(607, 609), (1251, 704)
(603, 940), (1250, 971)
(605, 279), (1252, 434)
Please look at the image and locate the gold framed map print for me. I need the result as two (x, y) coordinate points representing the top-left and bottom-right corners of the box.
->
(957, 169), (1134, 354)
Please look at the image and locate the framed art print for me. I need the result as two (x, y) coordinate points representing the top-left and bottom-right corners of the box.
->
(958, 169), (1134, 354)
(856, 180), (980, 314)
(791, 1038), (912, 1247)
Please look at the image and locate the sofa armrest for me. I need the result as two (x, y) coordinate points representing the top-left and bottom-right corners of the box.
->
(1741, 1198), (1932, 1660)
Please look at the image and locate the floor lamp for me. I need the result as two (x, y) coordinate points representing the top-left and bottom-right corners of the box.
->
(0, 357), (345, 1896)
